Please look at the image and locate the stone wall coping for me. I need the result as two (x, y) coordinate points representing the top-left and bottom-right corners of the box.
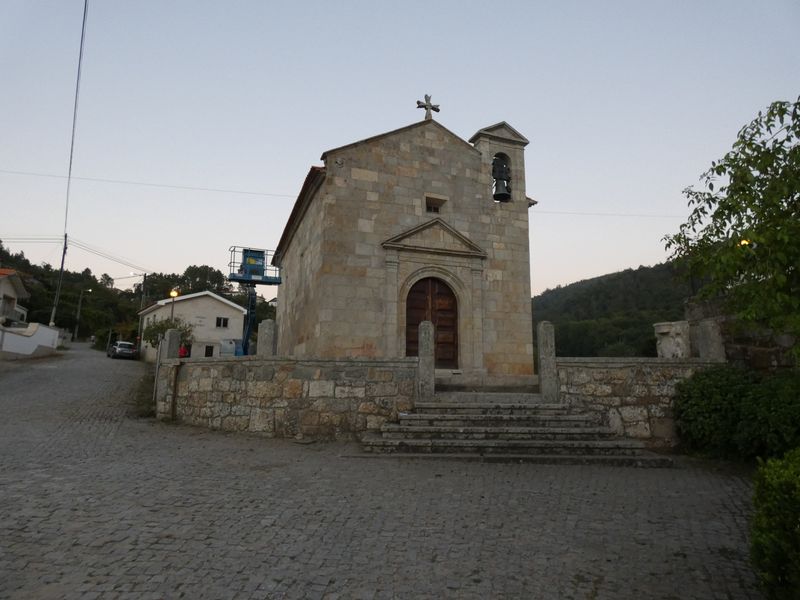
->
(556, 357), (722, 368)
(161, 355), (419, 369)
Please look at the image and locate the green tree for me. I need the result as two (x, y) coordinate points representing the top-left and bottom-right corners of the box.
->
(180, 265), (229, 294)
(142, 317), (193, 346)
(665, 98), (800, 352)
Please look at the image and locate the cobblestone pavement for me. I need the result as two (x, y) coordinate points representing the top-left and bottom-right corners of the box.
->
(0, 345), (762, 599)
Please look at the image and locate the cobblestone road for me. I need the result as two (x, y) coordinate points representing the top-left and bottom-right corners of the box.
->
(0, 345), (762, 599)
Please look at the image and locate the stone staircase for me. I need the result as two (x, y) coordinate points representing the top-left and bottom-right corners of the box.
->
(360, 388), (672, 467)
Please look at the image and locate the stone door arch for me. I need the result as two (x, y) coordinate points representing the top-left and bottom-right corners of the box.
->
(405, 277), (458, 368)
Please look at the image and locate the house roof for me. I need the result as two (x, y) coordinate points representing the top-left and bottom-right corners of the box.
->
(0, 268), (31, 299)
(137, 290), (247, 317)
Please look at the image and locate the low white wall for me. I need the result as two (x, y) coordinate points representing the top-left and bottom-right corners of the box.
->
(0, 323), (59, 359)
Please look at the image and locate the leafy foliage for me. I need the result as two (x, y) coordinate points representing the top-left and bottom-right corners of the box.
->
(141, 317), (193, 347)
(137, 265), (231, 304)
(532, 262), (691, 356)
(665, 98), (800, 355)
(673, 366), (760, 457)
(751, 447), (800, 599)
(674, 366), (800, 459)
(737, 371), (800, 459)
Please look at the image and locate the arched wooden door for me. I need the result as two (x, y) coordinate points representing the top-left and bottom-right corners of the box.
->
(405, 277), (458, 369)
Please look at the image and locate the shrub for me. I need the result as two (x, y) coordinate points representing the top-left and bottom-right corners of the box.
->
(142, 317), (193, 347)
(673, 365), (759, 456)
(751, 448), (800, 599)
(737, 371), (800, 459)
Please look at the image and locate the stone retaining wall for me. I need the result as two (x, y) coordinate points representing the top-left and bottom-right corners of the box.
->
(556, 357), (719, 448)
(155, 356), (418, 440)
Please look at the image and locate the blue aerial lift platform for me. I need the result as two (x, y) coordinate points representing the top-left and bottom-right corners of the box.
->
(227, 246), (281, 355)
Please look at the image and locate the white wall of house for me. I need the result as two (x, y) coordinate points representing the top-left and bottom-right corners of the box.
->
(0, 277), (25, 321)
(139, 293), (246, 362)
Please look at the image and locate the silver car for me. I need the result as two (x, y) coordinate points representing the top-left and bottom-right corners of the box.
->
(107, 341), (138, 359)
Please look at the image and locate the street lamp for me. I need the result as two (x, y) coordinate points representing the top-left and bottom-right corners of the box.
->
(73, 288), (92, 341)
(169, 289), (179, 320)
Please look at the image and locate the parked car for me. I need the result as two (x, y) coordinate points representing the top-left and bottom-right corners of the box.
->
(107, 341), (138, 359)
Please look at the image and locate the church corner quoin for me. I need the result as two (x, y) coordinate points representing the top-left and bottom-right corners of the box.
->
(272, 118), (536, 387)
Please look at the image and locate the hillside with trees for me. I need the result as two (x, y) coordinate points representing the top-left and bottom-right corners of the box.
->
(532, 262), (692, 356)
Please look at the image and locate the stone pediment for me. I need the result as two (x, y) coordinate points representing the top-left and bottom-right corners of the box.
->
(468, 121), (529, 146)
(382, 218), (487, 259)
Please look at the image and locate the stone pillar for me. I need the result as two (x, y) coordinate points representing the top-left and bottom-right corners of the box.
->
(537, 321), (558, 403)
(164, 329), (181, 359)
(471, 266), (484, 371)
(694, 318), (726, 362)
(257, 319), (276, 356)
(384, 252), (399, 357)
(654, 321), (691, 359)
(418, 320), (435, 400)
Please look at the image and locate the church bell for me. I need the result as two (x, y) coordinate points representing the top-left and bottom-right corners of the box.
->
(492, 154), (512, 202)
(493, 179), (511, 202)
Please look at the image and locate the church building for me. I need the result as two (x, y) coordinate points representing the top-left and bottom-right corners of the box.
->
(272, 103), (535, 385)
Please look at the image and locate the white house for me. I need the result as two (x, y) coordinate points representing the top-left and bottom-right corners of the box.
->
(137, 290), (247, 362)
(0, 268), (30, 323)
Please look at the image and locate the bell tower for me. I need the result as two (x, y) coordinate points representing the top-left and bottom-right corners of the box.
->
(469, 121), (530, 207)
(468, 122), (535, 382)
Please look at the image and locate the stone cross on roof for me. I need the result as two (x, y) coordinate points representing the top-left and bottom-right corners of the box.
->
(416, 94), (440, 120)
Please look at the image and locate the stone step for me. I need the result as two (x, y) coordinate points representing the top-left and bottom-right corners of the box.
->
(433, 391), (544, 404)
(381, 424), (616, 441)
(414, 402), (568, 416)
(346, 451), (673, 468)
(361, 435), (648, 456)
(398, 413), (598, 428)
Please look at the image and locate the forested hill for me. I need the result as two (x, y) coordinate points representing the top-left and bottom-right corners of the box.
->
(532, 262), (693, 357)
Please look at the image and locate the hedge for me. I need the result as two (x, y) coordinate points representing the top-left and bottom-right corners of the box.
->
(674, 366), (800, 459)
(751, 448), (800, 599)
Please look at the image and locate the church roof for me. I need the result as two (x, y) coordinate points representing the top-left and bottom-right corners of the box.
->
(272, 166), (326, 267)
(275, 119), (484, 267)
(468, 121), (529, 146)
(320, 119), (478, 160)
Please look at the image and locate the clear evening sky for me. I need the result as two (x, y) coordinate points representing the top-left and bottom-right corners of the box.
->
(1, 1), (798, 295)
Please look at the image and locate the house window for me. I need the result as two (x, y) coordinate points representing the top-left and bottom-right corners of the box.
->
(216, 317), (229, 328)
(204, 345), (214, 357)
(425, 196), (446, 214)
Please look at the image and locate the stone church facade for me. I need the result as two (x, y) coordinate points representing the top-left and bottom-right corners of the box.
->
(272, 118), (535, 385)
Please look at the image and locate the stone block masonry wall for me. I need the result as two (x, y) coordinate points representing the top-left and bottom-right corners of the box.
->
(556, 357), (719, 448)
(155, 356), (418, 440)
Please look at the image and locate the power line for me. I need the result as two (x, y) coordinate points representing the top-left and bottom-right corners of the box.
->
(2, 168), (687, 218)
(534, 209), (684, 219)
(1, 236), (64, 244)
(69, 237), (151, 273)
(1, 235), (152, 274)
(0, 168), (296, 198)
